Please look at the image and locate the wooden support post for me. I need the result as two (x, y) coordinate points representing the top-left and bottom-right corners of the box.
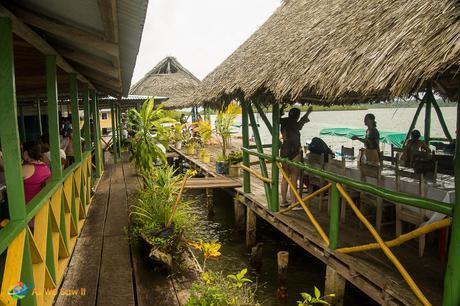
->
(277, 251), (289, 301)
(117, 104), (122, 156)
(431, 93), (453, 142)
(234, 196), (246, 230)
(110, 100), (118, 163)
(248, 104), (272, 206)
(246, 207), (256, 247)
(83, 84), (91, 152)
(405, 95), (425, 144)
(242, 100), (251, 193)
(46, 55), (62, 180)
(36, 97), (43, 135)
(0, 17), (27, 220)
(424, 85), (432, 144)
(443, 101), (460, 306)
(20, 105), (26, 142)
(325, 265), (346, 306)
(250, 242), (263, 270)
(92, 92), (102, 177)
(206, 188), (214, 216)
(271, 103), (280, 212)
(69, 73), (82, 163)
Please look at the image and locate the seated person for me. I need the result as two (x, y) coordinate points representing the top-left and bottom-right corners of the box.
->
(41, 133), (67, 167)
(22, 141), (51, 203)
(400, 130), (430, 167)
(307, 137), (334, 162)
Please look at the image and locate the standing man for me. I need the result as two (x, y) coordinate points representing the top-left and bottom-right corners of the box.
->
(280, 105), (313, 207)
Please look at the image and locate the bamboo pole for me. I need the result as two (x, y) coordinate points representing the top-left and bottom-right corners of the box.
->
(431, 96), (453, 142)
(337, 218), (451, 254)
(404, 95), (425, 144)
(443, 100), (460, 306)
(337, 183), (431, 306)
(276, 162), (329, 245)
(424, 85), (432, 144)
(110, 100), (117, 163)
(242, 100), (251, 193)
(36, 97), (43, 135)
(253, 101), (273, 134)
(69, 74), (82, 163)
(271, 103), (280, 212)
(328, 183), (341, 249)
(278, 183), (332, 213)
(240, 164), (272, 183)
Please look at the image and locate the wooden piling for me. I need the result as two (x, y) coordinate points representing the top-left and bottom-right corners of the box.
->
(277, 251), (289, 301)
(325, 265), (346, 306)
(250, 242), (264, 269)
(234, 196), (246, 230)
(246, 208), (257, 247)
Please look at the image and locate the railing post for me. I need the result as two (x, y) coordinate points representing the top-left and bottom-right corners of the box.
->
(242, 100), (251, 193)
(328, 183), (340, 249)
(92, 92), (102, 177)
(111, 100), (118, 163)
(443, 101), (460, 306)
(83, 84), (91, 152)
(271, 103), (280, 212)
(0, 17), (27, 220)
(69, 73), (82, 163)
(46, 55), (62, 180)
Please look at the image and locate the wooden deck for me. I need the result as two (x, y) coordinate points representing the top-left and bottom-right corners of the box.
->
(54, 156), (190, 306)
(171, 142), (446, 306)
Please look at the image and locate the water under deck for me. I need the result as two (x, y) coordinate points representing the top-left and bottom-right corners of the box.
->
(172, 142), (446, 306)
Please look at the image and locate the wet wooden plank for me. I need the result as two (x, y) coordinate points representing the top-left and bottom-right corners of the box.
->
(185, 177), (241, 189)
(103, 164), (128, 237)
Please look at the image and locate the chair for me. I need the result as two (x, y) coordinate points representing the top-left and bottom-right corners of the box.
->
(306, 153), (326, 211)
(390, 144), (404, 165)
(358, 163), (393, 234)
(341, 146), (354, 159)
(394, 157), (428, 256)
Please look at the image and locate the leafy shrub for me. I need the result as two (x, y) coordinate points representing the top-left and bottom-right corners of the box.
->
(297, 287), (334, 305)
(130, 166), (196, 254)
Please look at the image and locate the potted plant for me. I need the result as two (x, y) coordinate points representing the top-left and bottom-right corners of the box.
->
(227, 151), (243, 177)
(196, 121), (212, 162)
(185, 140), (196, 156)
(215, 101), (240, 172)
(215, 154), (228, 174)
(172, 123), (184, 150)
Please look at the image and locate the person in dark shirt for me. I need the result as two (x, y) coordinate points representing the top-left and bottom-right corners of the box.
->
(279, 105), (313, 206)
(351, 113), (380, 150)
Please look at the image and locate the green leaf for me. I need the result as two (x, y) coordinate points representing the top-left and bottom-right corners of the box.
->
(314, 286), (321, 299)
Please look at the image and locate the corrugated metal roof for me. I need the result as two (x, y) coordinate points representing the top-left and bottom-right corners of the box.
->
(9, 0), (148, 96)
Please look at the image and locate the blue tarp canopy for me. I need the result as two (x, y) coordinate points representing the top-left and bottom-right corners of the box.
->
(319, 128), (423, 148)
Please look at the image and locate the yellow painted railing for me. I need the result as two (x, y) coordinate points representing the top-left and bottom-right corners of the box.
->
(0, 153), (93, 306)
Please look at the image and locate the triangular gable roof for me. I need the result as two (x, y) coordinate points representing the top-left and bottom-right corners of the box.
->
(129, 57), (200, 108)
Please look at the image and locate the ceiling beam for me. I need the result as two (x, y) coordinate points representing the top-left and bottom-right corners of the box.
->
(10, 6), (119, 57)
(56, 47), (119, 79)
(78, 67), (121, 88)
(97, 0), (122, 83)
(0, 4), (95, 89)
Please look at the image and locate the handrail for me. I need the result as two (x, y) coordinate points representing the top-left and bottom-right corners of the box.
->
(0, 151), (91, 254)
(241, 147), (452, 215)
(240, 164), (272, 184)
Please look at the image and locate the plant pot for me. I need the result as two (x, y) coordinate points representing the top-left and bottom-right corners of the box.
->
(202, 153), (211, 163)
(175, 141), (182, 150)
(215, 161), (229, 174)
(196, 148), (204, 159)
(186, 145), (195, 155)
(228, 164), (240, 177)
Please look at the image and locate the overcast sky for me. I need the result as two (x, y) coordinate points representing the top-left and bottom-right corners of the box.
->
(131, 0), (282, 83)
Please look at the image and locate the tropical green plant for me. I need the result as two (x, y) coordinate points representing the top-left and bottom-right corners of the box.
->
(129, 166), (196, 254)
(227, 268), (252, 288)
(195, 121), (212, 146)
(172, 123), (185, 142)
(226, 151), (243, 165)
(186, 269), (258, 306)
(215, 101), (240, 157)
(297, 287), (335, 306)
(128, 98), (175, 174)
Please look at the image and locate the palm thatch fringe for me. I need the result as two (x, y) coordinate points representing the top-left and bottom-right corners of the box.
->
(130, 56), (200, 108)
(194, 0), (460, 106)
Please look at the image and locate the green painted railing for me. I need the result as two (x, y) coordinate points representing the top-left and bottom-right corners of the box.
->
(241, 147), (452, 216)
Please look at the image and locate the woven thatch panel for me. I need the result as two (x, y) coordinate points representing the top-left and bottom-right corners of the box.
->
(196, 0), (460, 106)
(130, 57), (200, 108)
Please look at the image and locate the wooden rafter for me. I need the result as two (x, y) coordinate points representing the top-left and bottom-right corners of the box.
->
(97, 0), (122, 83)
(56, 47), (119, 79)
(0, 4), (95, 89)
(10, 6), (118, 57)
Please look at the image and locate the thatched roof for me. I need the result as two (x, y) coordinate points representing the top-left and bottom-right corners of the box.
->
(195, 0), (460, 106)
(130, 57), (200, 108)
